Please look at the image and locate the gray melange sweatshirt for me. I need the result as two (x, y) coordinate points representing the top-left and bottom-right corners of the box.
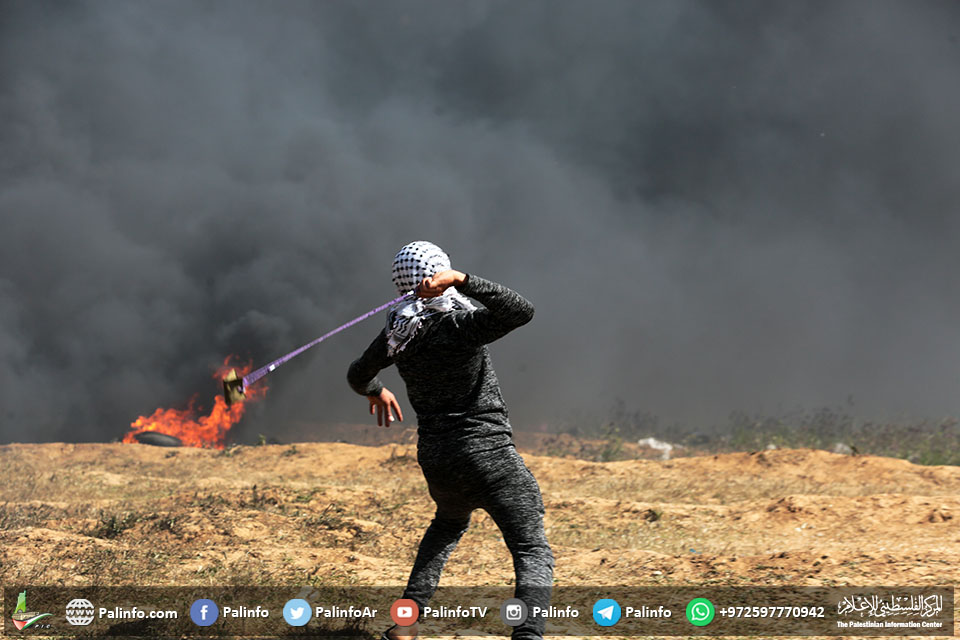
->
(347, 274), (533, 453)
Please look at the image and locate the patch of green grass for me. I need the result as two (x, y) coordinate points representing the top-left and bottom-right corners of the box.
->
(597, 425), (624, 462)
(723, 409), (960, 465)
(149, 513), (182, 534)
(89, 511), (140, 539)
(245, 485), (280, 510)
(303, 503), (347, 530)
(569, 400), (960, 465)
(294, 488), (322, 503)
(190, 492), (230, 510)
(0, 502), (56, 529)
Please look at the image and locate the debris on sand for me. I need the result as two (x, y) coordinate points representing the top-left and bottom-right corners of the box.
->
(831, 442), (855, 456)
(637, 437), (679, 460)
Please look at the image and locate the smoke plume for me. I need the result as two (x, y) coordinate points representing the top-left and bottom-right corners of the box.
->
(2, 0), (959, 442)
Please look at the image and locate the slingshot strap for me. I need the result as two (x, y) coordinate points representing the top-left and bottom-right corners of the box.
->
(242, 292), (414, 388)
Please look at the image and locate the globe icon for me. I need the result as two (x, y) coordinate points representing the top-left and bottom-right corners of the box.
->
(65, 598), (95, 626)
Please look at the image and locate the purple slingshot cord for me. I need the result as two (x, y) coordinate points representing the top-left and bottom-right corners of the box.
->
(241, 292), (414, 389)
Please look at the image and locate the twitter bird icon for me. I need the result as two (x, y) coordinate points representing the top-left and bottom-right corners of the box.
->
(283, 598), (312, 627)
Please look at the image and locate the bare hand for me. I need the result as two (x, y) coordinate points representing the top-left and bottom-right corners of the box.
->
(368, 388), (403, 427)
(416, 269), (466, 298)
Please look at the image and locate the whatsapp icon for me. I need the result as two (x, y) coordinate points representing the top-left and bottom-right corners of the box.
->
(685, 598), (715, 626)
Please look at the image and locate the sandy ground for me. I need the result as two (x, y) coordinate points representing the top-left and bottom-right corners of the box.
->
(0, 437), (957, 638)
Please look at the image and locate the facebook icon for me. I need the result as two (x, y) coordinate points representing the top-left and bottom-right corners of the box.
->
(190, 599), (219, 626)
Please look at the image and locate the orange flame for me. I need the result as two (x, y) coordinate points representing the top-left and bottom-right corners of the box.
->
(123, 357), (267, 449)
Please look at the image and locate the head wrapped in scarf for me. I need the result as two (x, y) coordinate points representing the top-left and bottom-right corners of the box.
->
(386, 241), (475, 356)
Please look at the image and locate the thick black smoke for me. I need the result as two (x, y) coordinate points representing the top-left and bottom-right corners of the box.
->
(2, 0), (959, 443)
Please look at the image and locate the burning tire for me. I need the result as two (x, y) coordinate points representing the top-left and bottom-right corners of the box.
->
(131, 431), (183, 447)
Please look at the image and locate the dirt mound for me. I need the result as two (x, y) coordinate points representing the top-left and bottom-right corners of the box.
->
(1, 442), (958, 636)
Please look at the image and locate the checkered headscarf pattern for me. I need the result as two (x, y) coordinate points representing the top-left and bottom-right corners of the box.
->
(391, 241), (451, 294)
(386, 241), (475, 356)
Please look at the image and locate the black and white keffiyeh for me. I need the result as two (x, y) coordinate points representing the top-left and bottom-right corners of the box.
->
(386, 241), (475, 356)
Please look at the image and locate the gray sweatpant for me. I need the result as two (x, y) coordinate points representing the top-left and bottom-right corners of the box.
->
(402, 441), (554, 640)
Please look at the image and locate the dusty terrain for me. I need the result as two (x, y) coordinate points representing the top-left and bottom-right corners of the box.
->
(1, 435), (958, 638)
